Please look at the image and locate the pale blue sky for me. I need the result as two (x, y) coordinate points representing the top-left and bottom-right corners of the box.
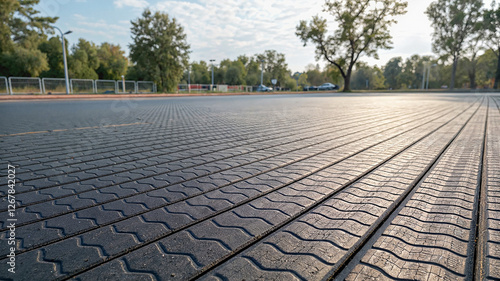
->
(36, 0), (490, 72)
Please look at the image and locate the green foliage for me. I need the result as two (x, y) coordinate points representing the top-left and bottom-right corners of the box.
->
(476, 49), (498, 87)
(383, 57), (402, 89)
(244, 57), (261, 86)
(1, 45), (49, 76)
(296, 0), (407, 92)
(285, 75), (298, 90)
(38, 36), (64, 78)
(0, 0), (57, 53)
(297, 73), (309, 87)
(125, 64), (147, 81)
(182, 60), (211, 85)
(96, 43), (128, 80)
(305, 64), (325, 86)
(69, 38), (99, 79)
(426, 0), (483, 89)
(224, 60), (246, 85)
(0, 0), (57, 77)
(351, 63), (385, 90)
(484, 1), (500, 88)
(129, 9), (190, 92)
(256, 50), (289, 87)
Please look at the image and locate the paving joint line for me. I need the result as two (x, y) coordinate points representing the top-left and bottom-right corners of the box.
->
(60, 98), (481, 280)
(471, 97), (489, 281)
(0, 103), (466, 234)
(0, 104), (452, 214)
(190, 98), (484, 281)
(330, 96), (486, 281)
(12, 108), (411, 178)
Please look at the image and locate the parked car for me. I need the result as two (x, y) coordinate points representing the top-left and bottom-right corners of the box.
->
(256, 84), (273, 92)
(303, 85), (318, 91)
(318, 83), (339, 91)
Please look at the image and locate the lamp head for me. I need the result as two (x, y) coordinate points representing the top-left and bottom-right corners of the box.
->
(64, 30), (72, 35)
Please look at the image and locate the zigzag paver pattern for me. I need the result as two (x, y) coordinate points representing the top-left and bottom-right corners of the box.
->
(0, 93), (498, 280)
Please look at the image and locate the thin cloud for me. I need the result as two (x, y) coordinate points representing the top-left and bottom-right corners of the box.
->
(114, 0), (149, 9)
(154, 0), (326, 68)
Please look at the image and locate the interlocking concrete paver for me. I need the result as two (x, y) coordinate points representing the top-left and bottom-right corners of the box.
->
(344, 99), (488, 280)
(0, 93), (497, 281)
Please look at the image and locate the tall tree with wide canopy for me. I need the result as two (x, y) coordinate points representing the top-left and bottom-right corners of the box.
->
(129, 9), (190, 92)
(296, 0), (407, 92)
(0, 0), (57, 77)
(426, 0), (483, 89)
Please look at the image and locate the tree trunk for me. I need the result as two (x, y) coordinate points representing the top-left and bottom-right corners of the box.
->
(495, 49), (500, 89)
(343, 67), (352, 92)
(450, 57), (458, 90)
(468, 68), (476, 89)
(343, 75), (351, 92)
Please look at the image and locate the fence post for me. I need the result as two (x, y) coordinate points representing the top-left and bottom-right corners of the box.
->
(42, 78), (46, 94)
(8, 77), (13, 95)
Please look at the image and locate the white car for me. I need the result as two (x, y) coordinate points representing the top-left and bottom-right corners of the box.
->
(256, 84), (273, 92)
(318, 83), (339, 91)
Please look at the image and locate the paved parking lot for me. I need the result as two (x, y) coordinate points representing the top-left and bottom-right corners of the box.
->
(0, 93), (499, 280)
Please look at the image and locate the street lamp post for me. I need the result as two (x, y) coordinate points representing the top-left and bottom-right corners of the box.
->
(121, 75), (126, 93)
(421, 62), (437, 90)
(210, 59), (215, 91)
(53, 26), (72, 94)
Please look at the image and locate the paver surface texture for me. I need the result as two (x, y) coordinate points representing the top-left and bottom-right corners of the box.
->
(0, 93), (498, 281)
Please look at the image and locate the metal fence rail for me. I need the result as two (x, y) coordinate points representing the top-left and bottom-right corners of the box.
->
(70, 79), (95, 94)
(42, 78), (66, 94)
(1, 77), (158, 95)
(95, 80), (117, 94)
(137, 81), (155, 93)
(0, 76), (8, 95)
(117, 80), (136, 93)
(9, 77), (42, 95)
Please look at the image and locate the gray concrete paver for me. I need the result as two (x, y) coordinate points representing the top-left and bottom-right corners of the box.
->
(0, 94), (497, 281)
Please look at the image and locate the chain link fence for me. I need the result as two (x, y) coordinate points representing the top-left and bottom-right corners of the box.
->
(0, 76), (157, 95)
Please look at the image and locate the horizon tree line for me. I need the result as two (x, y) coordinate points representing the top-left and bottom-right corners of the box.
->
(0, 0), (498, 92)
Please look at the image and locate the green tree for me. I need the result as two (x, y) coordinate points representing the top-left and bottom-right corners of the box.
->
(383, 57), (402, 89)
(0, 0), (57, 53)
(0, 0), (57, 76)
(305, 64), (326, 86)
(256, 50), (289, 87)
(284, 75), (298, 90)
(296, 0), (407, 92)
(125, 64), (147, 81)
(426, 0), (483, 89)
(297, 72), (309, 89)
(476, 49), (497, 88)
(192, 61), (211, 84)
(96, 43), (128, 80)
(484, 0), (500, 88)
(351, 63), (385, 90)
(69, 38), (99, 79)
(1, 44), (49, 76)
(39, 36), (65, 78)
(129, 9), (190, 92)
(244, 57), (261, 86)
(224, 60), (246, 85)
